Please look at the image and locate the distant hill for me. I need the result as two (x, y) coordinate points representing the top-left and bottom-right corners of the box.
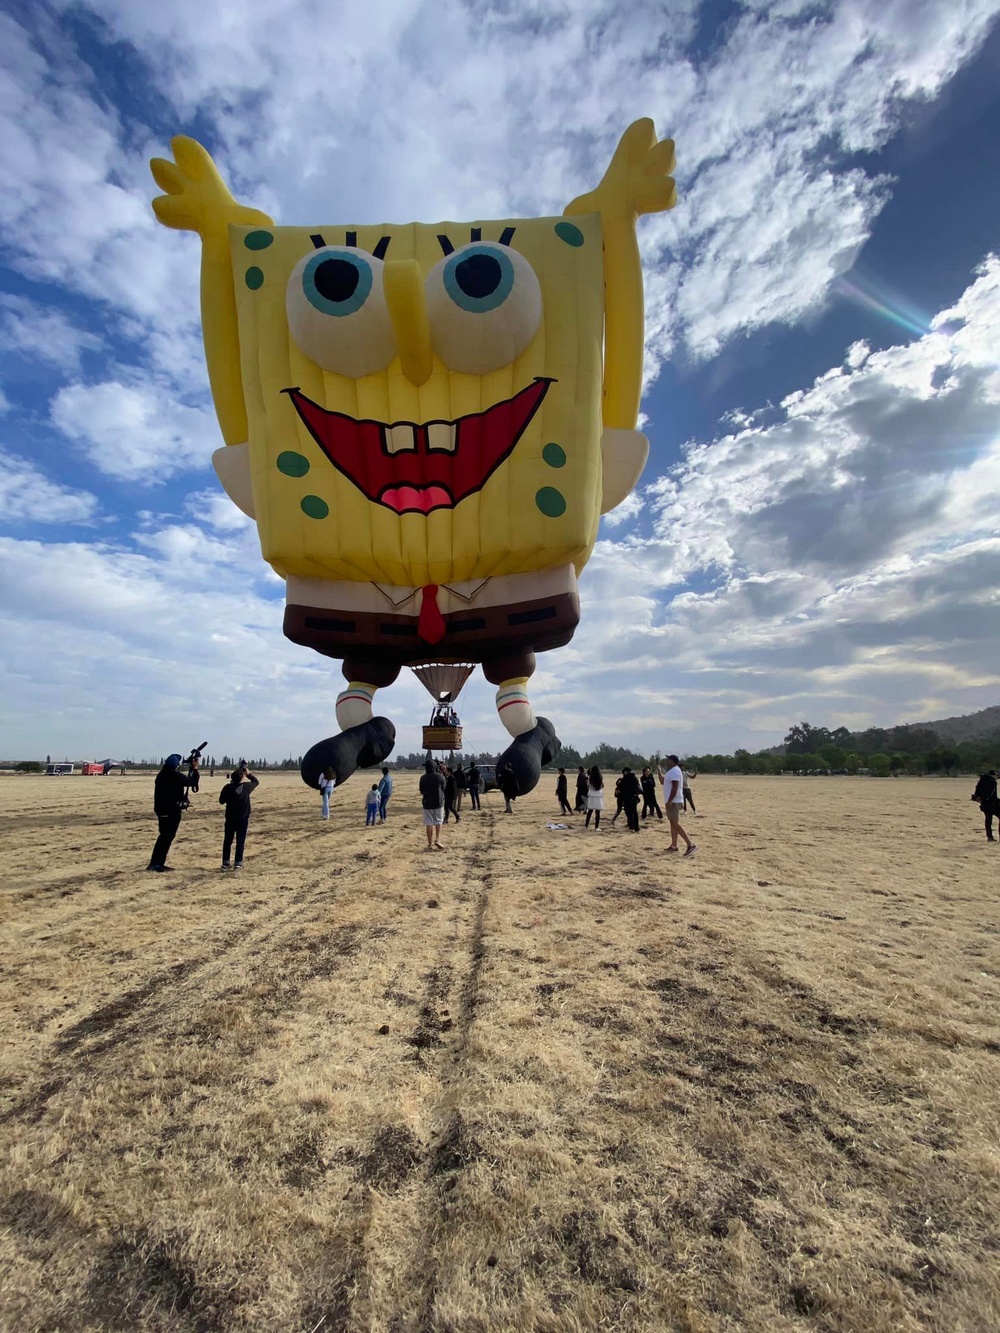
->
(900, 703), (1000, 746)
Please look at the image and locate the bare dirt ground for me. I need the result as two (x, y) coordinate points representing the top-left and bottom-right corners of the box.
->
(1, 772), (998, 1333)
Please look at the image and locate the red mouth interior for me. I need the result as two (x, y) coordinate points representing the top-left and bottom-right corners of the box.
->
(284, 378), (552, 515)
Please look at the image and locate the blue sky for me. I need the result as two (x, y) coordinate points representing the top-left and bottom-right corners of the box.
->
(1, 0), (999, 762)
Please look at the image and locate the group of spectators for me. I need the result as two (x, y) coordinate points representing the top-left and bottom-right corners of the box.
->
(148, 748), (698, 871)
(418, 759), (486, 847)
(555, 757), (697, 854)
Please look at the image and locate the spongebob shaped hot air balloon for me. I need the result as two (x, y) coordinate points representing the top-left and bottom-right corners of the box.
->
(150, 122), (676, 793)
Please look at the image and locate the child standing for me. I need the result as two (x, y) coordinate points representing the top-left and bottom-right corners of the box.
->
(365, 784), (380, 826)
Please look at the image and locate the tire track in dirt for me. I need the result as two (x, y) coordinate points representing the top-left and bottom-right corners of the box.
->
(389, 813), (497, 1333)
(0, 870), (354, 1126)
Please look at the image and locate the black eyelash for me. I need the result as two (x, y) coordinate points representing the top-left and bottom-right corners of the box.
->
(437, 234), (455, 256)
(499, 226), (515, 246)
(345, 231), (357, 247)
(372, 236), (391, 260)
(470, 227), (481, 241)
(310, 234), (326, 249)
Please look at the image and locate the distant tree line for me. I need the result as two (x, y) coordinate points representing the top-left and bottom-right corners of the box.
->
(681, 720), (1000, 777)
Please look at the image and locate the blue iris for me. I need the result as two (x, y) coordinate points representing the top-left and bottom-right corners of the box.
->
(303, 250), (373, 317)
(443, 244), (514, 314)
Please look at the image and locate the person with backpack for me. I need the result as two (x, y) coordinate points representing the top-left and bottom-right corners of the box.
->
(219, 763), (259, 871)
(971, 769), (1000, 842)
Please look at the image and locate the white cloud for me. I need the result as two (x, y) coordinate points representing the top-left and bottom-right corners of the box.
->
(7, 0), (990, 385)
(0, 295), (101, 372)
(50, 379), (219, 482)
(0, 448), (98, 523)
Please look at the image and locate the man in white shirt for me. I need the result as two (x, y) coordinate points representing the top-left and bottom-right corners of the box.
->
(657, 755), (696, 856)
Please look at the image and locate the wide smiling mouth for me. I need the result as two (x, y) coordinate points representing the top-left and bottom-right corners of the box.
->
(283, 378), (553, 515)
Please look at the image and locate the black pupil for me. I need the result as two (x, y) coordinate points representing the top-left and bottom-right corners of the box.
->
(455, 253), (502, 299)
(314, 257), (360, 304)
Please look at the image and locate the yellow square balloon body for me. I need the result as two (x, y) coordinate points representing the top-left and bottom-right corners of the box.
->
(231, 215), (604, 590)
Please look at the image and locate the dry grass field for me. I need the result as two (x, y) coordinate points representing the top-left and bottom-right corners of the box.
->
(1, 771), (999, 1333)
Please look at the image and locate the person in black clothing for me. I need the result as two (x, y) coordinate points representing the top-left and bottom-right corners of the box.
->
(467, 763), (482, 810)
(219, 764), (259, 869)
(187, 752), (201, 794)
(640, 766), (663, 821)
(454, 763), (467, 814)
(575, 766), (589, 812)
(619, 767), (641, 831)
(443, 766), (461, 823)
(556, 767), (572, 815)
(148, 753), (193, 872)
(609, 775), (626, 824)
(971, 769), (1000, 841)
(498, 763), (519, 813)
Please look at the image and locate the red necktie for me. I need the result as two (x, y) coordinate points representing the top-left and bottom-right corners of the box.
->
(418, 584), (446, 644)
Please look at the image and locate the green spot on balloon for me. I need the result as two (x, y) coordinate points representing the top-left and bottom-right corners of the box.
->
(244, 230), (274, 250)
(245, 266), (264, 290)
(277, 451), (310, 478)
(542, 442), (566, 468)
(535, 487), (566, 518)
(554, 221), (584, 248)
(301, 495), (329, 520)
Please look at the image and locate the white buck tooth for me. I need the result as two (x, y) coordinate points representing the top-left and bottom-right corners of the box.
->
(385, 423), (417, 454)
(428, 422), (457, 453)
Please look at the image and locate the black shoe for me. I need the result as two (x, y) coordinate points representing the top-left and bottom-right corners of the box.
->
(221, 863), (231, 871)
(147, 864), (162, 872)
(301, 717), (396, 789)
(496, 717), (559, 796)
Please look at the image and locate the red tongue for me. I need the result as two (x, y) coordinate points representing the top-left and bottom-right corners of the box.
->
(418, 585), (446, 644)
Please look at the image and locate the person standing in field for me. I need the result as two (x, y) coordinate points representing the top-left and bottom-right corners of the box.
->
(556, 767), (573, 815)
(682, 765), (698, 814)
(499, 764), (519, 814)
(219, 763), (259, 871)
(467, 763), (482, 810)
(365, 783), (380, 827)
(585, 765), (605, 830)
(575, 766), (589, 812)
(658, 755), (696, 856)
(148, 753), (194, 872)
(619, 767), (642, 831)
(377, 765), (392, 822)
(318, 768), (333, 820)
(420, 760), (446, 849)
(454, 763), (467, 814)
(640, 766), (662, 821)
(971, 769), (1000, 842)
(609, 774), (626, 824)
(443, 766), (461, 823)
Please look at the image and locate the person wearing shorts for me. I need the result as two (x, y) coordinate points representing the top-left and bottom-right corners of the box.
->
(419, 761), (446, 849)
(658, 755), (696, 856)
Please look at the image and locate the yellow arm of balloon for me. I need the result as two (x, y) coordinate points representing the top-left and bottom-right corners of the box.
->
(150, 136), (274, 446)
(563, 119), (676, 431)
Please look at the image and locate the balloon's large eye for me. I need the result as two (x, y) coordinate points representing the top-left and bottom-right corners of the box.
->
(286, 247), (396, 377)
(426, 242), (541, 375)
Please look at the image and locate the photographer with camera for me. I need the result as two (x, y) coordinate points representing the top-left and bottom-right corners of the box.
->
(147, 753), (196, 872)
(219, 761), (259, 871)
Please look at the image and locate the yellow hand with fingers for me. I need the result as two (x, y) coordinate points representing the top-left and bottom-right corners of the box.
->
(564, 119), (677, 431)
(151, 136), (273, 238)
(564, 118), (676, 223)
